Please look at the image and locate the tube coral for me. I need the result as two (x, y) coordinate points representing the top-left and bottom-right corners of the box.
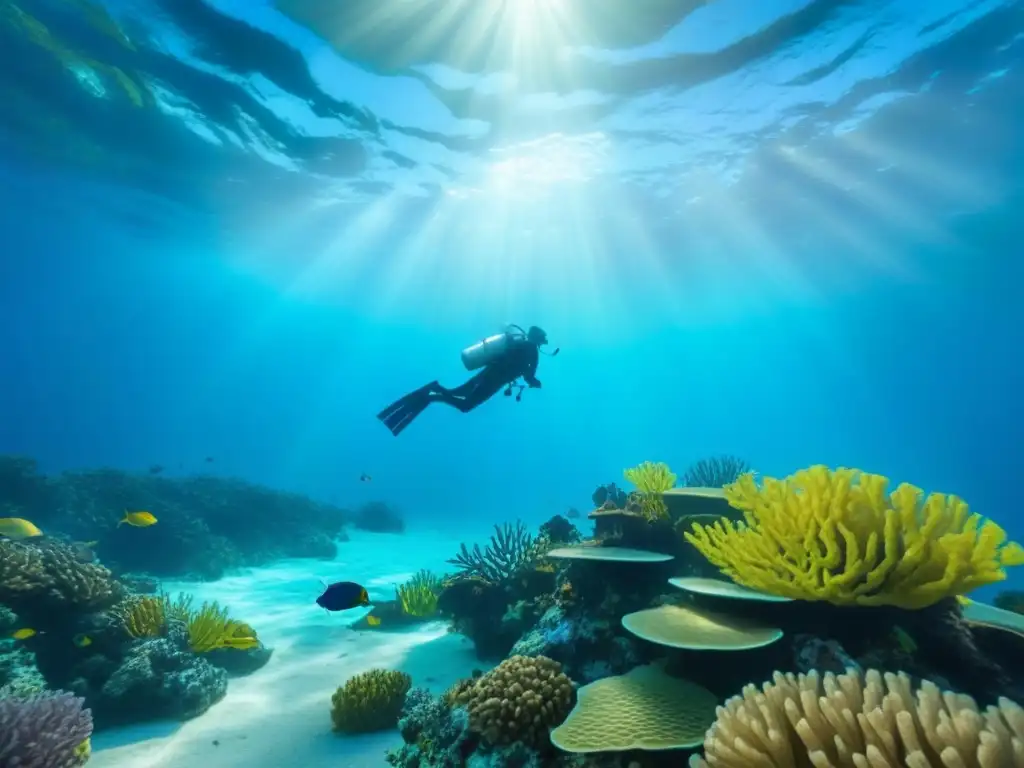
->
(684, 466), (1024, 609)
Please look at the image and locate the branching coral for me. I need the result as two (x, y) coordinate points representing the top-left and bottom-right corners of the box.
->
(684, 466), (1024, 609)
(623, 461), (676, 521)
(331, 669), (412, 733)
(447, 521), (536, 583)
(691, 667), (1024, 768)
(452, 654), (574, 748)
(0, 538), (122, 614)
(681, 455), (751, 488)
(397, 570), (443, 618)
(0, 690), (93, 768)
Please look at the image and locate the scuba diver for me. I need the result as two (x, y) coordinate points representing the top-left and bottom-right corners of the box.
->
(377, 325), (559, 437)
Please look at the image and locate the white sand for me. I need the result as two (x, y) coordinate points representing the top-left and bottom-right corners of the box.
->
(89, 530), (484, 768)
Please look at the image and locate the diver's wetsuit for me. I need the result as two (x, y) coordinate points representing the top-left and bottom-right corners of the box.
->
(377, 336), (541, 437)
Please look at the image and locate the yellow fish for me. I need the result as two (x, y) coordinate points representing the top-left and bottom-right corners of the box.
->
(72, 634), (92, 648)
(221, 636), (259, 650)
(11, 628), (37, 640)
(367, 615), (381, 627)
(118, 510), (157, 528)
(0, 517), (43, 540)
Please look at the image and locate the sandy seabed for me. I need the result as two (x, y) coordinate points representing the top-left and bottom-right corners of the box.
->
(89, 530), (483, 768)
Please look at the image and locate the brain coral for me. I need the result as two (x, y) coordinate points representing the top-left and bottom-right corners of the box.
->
(452, 654), (574, 748)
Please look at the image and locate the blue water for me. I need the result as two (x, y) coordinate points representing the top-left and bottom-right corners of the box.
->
(1, 0), (1022, 566)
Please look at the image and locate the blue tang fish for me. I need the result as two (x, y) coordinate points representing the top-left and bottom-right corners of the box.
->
(317, 581), (371, 611)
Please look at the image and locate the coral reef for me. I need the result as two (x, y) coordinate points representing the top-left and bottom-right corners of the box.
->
(691, 668), (1024, 767)
(680, 455), (751, 488)
(387, 688), (474, 767)
(94, 621), (229, 725)
(447, 521), (536, 583)
(685, 466), (1024, 608)
(0, 690), (93, 768)
(0, 456), (348, 579)
(331, 669), (412, 734)
(451, 655), (574, 749)
(353, 500), (405, 534)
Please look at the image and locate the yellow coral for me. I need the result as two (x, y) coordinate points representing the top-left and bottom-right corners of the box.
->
(684, 466), (1024, 609)
(121, 596), (166, 638)
(396, 569), (442, 618)
(330, 669), (411, 733)
(624, 461), (676, 521)
(185, 600), (259, 653)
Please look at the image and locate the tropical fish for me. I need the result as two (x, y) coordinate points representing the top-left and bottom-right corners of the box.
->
(70, 541), (98, 563)
(118, 510), (157, 527)
(360, 473), (372, 482)
(316, 581), (370, 612)
(366, 615), (381, 627)
(72, 634), (92, 648)
(11, 628), (37, 640)
(0, 517), (43, 540)
(892, 626), (918, 654)
(220, 635), (258, 650)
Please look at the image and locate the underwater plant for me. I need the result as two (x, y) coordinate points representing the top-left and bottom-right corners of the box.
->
(331, 669), (412, 734)
(447, 521), (535, 583)
(681, 455), (751, 487)
(623, 461), (676, 521)
(684, 466), (1024, 609)
(396, 569), (443, 617)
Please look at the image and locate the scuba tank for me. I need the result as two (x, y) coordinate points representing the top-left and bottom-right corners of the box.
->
(460, 325), (527, 371)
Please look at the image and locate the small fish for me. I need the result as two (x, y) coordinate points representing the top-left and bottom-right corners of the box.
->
(72, 634), (92, 648)
(118, 510), (157, 528)
(0, 517), (43, 540)
(566, 508), (580, 519)
(220, 635), (259, 650)
(205, 456), (214, 463)
(892, 626), (917, 654)
(360, 473), (372, 482)
(11, 628), (37, 640)
(148, 464), (164, 475)
(70, 541), (98, 564)
(316, 581), (371, 612)
(366, 615), (381, 627)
